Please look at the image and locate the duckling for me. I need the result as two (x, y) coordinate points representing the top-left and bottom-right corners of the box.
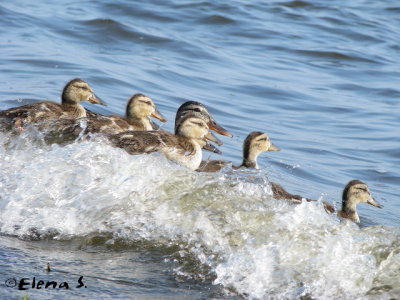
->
(0, 78), (105, 130)
(106, 115), (220, 170)
(238, 131), (280, 168)
(198, 131), (279, 171)
(86, 93), (166, 131)
(338, 179), (383, 223)
(175, 101), (232, 140)
(198, 131), (336, 213)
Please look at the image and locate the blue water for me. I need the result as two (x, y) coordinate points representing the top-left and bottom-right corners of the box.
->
(0, 0), (399, 299)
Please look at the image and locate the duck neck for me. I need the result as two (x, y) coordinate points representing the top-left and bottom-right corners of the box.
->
(61, 102), (86, 118)
(128, 116), (153, 130)
(341, 197), (359, 222)
(61, 89), (79, 106)
(241, 151), (259, 169)
(186, 139), (202, 170)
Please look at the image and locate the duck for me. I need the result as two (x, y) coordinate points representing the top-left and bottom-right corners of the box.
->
(0, 78), (105, 130)
(337, 179), (383, 223)
(197, 131), (336, 213)
(85, 93), (166, 132)
(198, 131), (280, 171)
(106, 115), (220, 170)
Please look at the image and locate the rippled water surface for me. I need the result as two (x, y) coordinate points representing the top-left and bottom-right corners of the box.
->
(0, 0), (399, 299)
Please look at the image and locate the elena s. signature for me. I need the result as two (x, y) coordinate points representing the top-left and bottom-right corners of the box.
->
(5, 276), (87, 290)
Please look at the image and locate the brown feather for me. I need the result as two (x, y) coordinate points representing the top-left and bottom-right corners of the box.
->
(0, 101), (85, 127)
(270, 182), (335, 213)
(106, 130), (196, 156)
(197, 160), (230, 172)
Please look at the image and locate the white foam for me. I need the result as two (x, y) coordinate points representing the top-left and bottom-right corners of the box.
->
(0, 131), (399, 299)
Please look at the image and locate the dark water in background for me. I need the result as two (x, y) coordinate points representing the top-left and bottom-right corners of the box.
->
(0, 0), (399, 299)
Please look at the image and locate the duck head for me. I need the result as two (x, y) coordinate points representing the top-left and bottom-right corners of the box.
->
(61, 78), (106, 106)
(341, 179), (383, 222)
(241, 131), (280, 169)
(175, 101), (232, 141)
(176, 115), (220, 145)
(126, 93), (166, 123)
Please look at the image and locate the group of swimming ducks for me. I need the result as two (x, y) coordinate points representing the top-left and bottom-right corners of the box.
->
(0, 78), (383, 223)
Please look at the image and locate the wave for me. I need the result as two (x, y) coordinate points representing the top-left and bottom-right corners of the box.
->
(0, 130), (399, 298)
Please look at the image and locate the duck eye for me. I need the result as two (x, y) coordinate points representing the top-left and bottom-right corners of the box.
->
(78, 85), (90, 91)
(257, 138), (267, 142)
(139, 99), (152, 104)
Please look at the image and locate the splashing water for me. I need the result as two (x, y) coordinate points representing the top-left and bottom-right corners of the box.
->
(0, 130), (399, 299)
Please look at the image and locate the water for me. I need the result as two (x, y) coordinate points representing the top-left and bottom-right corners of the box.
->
(0, 0), (399, 299)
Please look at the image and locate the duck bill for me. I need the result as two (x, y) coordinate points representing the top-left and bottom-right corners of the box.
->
(203, 142), (222, 154)
(208, 119), (233, 137)
(205, 131), (223, 146)
(367, 197), (383, 208)
(151, 109), (167, 122)
(88, 94), (107, 106)
(268, 143), (280, 151)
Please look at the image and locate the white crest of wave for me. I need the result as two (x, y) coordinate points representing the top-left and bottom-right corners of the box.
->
(0, 131), (399, 298)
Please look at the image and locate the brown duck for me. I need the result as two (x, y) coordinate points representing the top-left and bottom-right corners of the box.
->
(84, 93), (166, 133)
(0, 78), (105, 130)
(198, 131), (279, 171)
(106, 115), (220, 170)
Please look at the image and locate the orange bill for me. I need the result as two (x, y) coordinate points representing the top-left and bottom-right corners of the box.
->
(208, 119), (232, 137)
(367, 197), (383, 208)
(151, 109), (167, 122)
(268, 143), (280, 151)
(88, 94), (107, 106)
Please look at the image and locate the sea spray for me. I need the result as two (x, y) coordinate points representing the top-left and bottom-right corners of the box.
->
(0, 131), (399, 298)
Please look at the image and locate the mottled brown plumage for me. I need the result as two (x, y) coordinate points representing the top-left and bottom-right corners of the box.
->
(105, 116), (219, 170)
(0, 78), (104, 130)
(198, 159), (229, 172)
(108, 130), (195, 155)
